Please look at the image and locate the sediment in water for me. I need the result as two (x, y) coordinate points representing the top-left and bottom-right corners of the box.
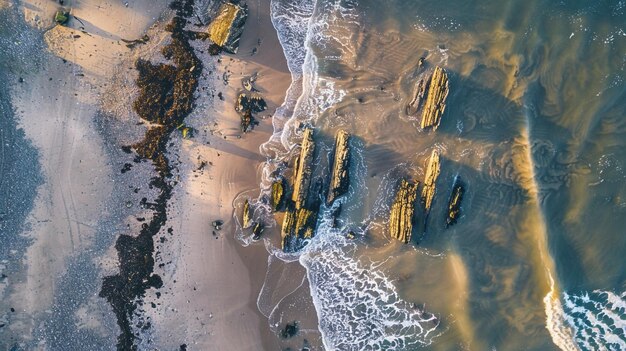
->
(98, 1), (204, 349)
(389, 179), (419, 243)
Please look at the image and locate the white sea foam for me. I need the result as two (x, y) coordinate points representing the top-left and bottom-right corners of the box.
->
(300, 219), (441, 350)
(545, 284), (626, 351)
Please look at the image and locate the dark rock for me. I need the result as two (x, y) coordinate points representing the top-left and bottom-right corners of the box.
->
(280, 321), (299, 339)
(207, 3), (248, 53)
(446, 176), (464, 227)
(271, 178), (286, 211)
(235, 93), (266, 132)
(327, 130), (350, 204)
(252, 222), (264, 240)
(212, 219), (223, 230)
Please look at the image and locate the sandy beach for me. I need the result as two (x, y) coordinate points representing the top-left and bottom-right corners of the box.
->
(2, 0), (291, 349)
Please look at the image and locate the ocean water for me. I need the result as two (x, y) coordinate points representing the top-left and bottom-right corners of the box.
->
(240, 0), (626, 349)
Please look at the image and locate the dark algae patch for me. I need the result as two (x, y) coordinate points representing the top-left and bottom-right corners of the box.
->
(99, 0), (203, 349)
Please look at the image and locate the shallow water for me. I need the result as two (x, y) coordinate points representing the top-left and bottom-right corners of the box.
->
(241, 0), (626, 349)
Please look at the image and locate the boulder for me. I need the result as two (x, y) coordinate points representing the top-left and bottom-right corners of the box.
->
(235, 93), (266, 132)
(389, 179), (418, 243)
(420, 66), (449, 130)
(327, 130), (351, 205)
(422, 149), (441, 214)
(446, 176), (464, 227)
(207, 2), (248, 53)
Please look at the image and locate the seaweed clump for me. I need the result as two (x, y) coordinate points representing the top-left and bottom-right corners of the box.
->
(99, 0), (203, 349)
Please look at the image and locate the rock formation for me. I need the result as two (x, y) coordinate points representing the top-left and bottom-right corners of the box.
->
(389, 179), (419, 243)
(271, 178), (285, 212)
(242, 199), (252, 228)
(420, 66), (449, 130)
(207, 2), (248, 53)
(291, 128), (315, 209)
(446, 176), (464, 227)
(327, 130), (351, 205)
(235, 93), (266, 132)
(406, 77), (427, 116)
(422, 149), (441, 214)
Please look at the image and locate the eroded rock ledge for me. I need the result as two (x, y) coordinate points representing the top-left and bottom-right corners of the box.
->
(389, 179), (419, 243)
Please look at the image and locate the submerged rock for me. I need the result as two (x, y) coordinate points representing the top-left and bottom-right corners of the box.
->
(446, 176), (464, 227)
(420, 66), (449, 130)
(327, 130), (351, 205)
(280, 321), (299, 339)
(406, 77), (427, 116)
(422, 149), (441, 214)
(242, 199), (252, 228)
(389, 179), (418, 243)
(207, 2), (248, 53)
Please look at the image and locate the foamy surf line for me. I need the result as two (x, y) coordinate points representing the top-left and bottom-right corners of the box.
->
(262, 0), (444, 349)
(301, 221), (441, 350)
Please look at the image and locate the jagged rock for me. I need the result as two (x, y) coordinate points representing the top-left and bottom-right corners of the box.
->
(446, 176), (464, 227)
(212, 219), (223, 230)
(420, 66), (449, 130)
(271, 179), (285, 211)
(327, 130), (351, 205)
(242, 199), (252, 228)
(207, 2), (248, 53)
(422, 149), (441, 214)
(406, 77), (427, 116)
(291, 128), (315, 209)
(252, 222), (264, 240)
(281, 207), (317, 250)
(54, 9), (70, 25)
(235, 93), (266, 132)
(389, 179), (418, 243)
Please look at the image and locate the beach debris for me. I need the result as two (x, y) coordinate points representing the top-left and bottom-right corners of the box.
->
(176, 123), (193, 138)
(327, 130), (351, 205)
(271, 178), (286, 211)
(242, 199), (252, 228)
(252, 222), (264, 240)
(207, 2), (248, 53)
(291, 128), (315, 209)
(446, 176), (464, 227)
(389, 179), (418, 243)
(121, 34), (150, 49)
(280, 321), (299, 339)
(420, 66), (449, 130)
(212, 219), (224, 230)
(235, 93), (266, 132)
(242, 73), (259, 92)
(54, 9), (70, 25)
(422, 149), (441, 214)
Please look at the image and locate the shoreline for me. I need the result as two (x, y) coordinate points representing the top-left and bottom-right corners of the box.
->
(3, 0), (295, 349)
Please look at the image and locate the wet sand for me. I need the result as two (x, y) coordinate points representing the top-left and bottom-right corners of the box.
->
(2, 0), (291, 349)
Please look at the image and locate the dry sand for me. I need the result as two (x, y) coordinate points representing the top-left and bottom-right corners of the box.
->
(5, 0), (292, 349)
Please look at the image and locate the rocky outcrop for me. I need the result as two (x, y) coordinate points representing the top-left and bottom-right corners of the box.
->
(242, 199), (252, 228)
(235, 93), (266, 132)
(422, 149), (441, 214)
(291, 128), (315, 209)
(446, 176), (464, 227)
(252, 222), (264, 240)
(327, 130), (351, 205)
(207, 2), (248, 53)
(420, 66), (449, 130)
(271, 178), (285, 212)
(389, 179), (419, 243)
